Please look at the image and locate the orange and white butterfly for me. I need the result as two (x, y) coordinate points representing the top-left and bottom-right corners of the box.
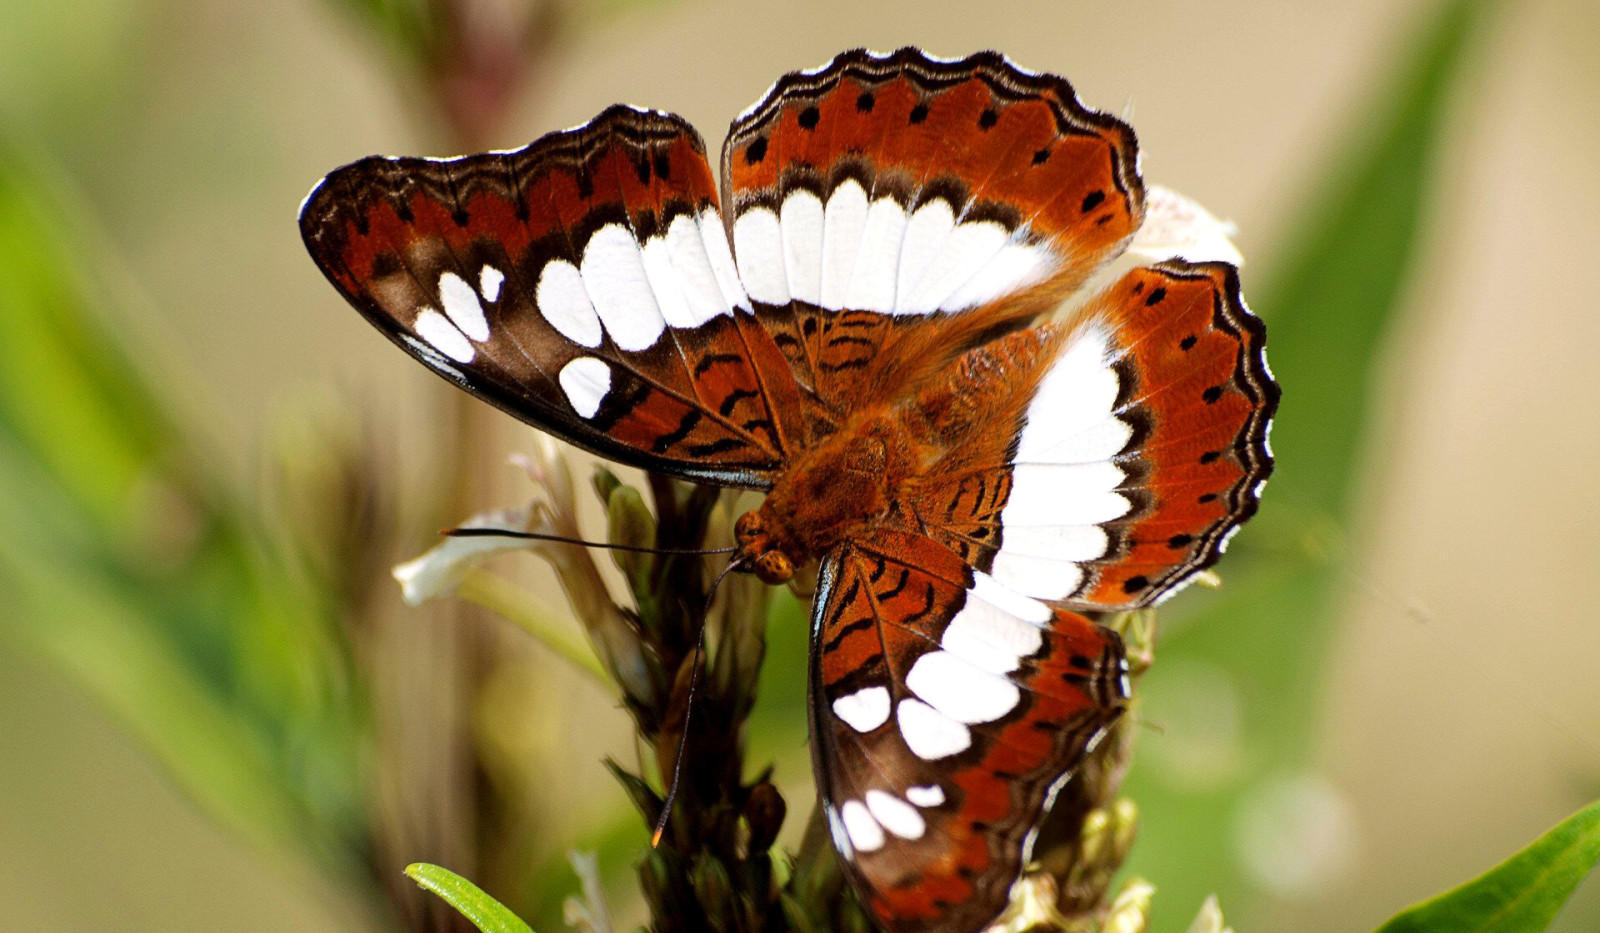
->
(300, 48), (1277, 933)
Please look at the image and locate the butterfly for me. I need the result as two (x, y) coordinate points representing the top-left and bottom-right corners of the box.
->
(299, 47), (1277, 933)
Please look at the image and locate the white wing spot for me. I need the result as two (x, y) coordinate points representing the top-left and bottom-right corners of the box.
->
(939, 581), (1046, 675)
(558, 356), (611, 419)
(897, 698), (972, 760)
(845, 197), (909, 312)
(663, 213), (734, 325)
(906, 650), (1020, 724)
(905, 784), (945, 808)
(840, 799), (885, 852)
(699, 208), (751, 311)
(639, 235), (696, 329)
(865, 790), (925, 840)
(895, 199), (956, 313)
(905, 219), (1008, 312)
(831, 686), (890, 733)
(942, 239), (1056, 311)
(970, 572), (1053, 624)
(414, 308), (474, 363)
(989, 550), (1085, 601)
(732, 207), (788, 305)
(581, 224), (666, 351)
(438, 271), (489, 341)
(820, 178), (869, 309)
(1014, 326), (1126, 464)
(779, 189), (825, 305)
(479, 265), (504, 303)
(535, 260), (603, 348)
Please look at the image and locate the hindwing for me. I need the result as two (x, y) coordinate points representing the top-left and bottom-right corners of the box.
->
(810, 532), (1127, 933)
(910, 259), (1277, 610)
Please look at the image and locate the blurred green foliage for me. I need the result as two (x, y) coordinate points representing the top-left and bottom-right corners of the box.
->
(1120, 0), (1497, 926)
(0, 135), (376, 892)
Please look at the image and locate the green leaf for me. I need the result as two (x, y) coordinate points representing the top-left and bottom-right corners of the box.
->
(1256, 0), (1497, 523)
(1373, 799), (1600, 933)
(405, 863), (536, 933)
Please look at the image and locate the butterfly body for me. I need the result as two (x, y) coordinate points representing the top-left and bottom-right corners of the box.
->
(736, 413), (900, 583)
(301, 48), (1278, 933)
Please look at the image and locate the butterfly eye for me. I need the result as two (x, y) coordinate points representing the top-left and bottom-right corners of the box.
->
(753, 550), (794, 585)
(735, 510), (763, 544)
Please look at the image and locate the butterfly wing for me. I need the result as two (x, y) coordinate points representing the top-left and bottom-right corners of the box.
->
(916, 259), (1278, 611)
(810, 532), (1127, 933)
(300, 106), (805, 487)
(721, 48), (1144, 424)
(810, 258), (1275, 932)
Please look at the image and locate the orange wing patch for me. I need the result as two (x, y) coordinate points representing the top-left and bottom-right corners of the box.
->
(719, 48), (1146, 425)
(1074, 261), (1277, 606)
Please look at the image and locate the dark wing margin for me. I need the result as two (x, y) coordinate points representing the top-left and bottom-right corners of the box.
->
(299, 105), (805, 488)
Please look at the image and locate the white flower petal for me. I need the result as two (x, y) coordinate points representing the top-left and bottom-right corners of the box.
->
(392, 507), (532, 606)
(1128, 185), (1244, 266)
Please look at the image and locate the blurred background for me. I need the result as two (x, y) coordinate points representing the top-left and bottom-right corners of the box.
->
(1, 0), (1597, 931)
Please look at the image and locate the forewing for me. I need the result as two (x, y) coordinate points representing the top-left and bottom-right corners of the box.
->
(912, 259), (1278, 610)
(721, 48), (1144, 422)
(300, 106), (804, 487)
(810, 531), (1127, 933)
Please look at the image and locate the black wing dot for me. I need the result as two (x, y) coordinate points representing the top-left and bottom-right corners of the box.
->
(1180, 334), (1198, 351)
(1145, 287), (1167, 306)
(798, 106), (820, 129)
(1122, 575), (1149, 594)
(745, 137), (768, 164)
(909, 102), (930, 124)
(1167, 534), (1193, 548)
(978, 107), (999, 129)
(1199, 450), (1222, 464)
(1032, 147), (1052, 165)
(1081, 190), (1105, 212)
(1202, 386), (1224, 404)
(856, 91), (875, 112)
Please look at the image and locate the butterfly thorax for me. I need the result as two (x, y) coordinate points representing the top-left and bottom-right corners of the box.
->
(735, 411), (919, 585)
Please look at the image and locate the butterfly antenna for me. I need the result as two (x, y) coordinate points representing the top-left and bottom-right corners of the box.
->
(443, 526), (737, 556)
(651, 555), (748, 846)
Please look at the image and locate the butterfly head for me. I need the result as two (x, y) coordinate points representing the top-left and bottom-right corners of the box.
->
(734, 509), (797, 585)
